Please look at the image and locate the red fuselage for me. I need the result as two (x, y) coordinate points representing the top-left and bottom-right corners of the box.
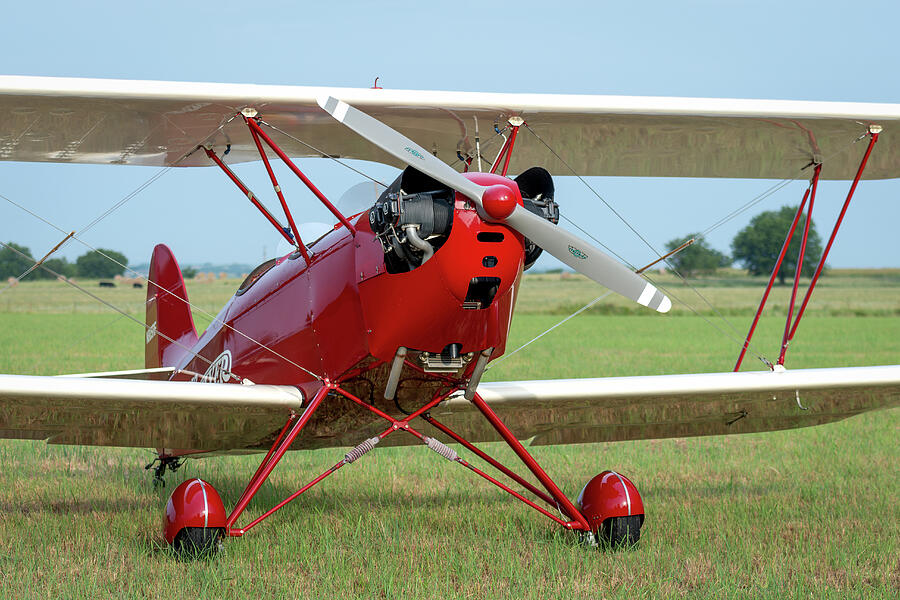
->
(170, 173), (526, 447)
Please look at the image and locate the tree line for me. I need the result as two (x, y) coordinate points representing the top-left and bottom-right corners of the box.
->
(665, 205), (825, 283)
(3, 205), (825, 283)
(0, 243), (127, 280)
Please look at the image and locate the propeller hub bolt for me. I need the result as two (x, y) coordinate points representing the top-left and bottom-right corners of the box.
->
(481, 185), (518, 220)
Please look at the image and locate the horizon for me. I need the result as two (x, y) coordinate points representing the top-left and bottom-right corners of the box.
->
(1, 1), (898, 271)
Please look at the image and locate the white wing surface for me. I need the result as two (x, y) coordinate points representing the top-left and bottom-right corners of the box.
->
(0, 374), (302, 450)
(1, 75), (899, 179)
(0, 367), (896, 452)
(458, 365), (900, 445)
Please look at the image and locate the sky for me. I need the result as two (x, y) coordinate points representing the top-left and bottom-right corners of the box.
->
(1, 0), (899, 272)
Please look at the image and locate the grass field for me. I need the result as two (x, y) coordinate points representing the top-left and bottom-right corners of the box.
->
(0, 272), (898, 598)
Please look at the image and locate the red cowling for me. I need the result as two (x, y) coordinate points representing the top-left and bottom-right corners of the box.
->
(576, 470), (644, 528)
(164, 478), (227, 544)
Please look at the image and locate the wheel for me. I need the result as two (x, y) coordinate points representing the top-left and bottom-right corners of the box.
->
(164, 478), (227, 558)
(598, 514), (642, 548)
(576, 470), (645, 550)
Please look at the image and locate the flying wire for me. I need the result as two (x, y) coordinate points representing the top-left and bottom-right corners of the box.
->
(258, 120), (389, 188)
(0, 116), (326, 382)
(519, 124), (768, 364)
(2, 191), (325, 382)
(75, 114), (245, 235)
(0, 240), (234, 379)
(486, 291), (614, 371)
(511, 124), (870, 369)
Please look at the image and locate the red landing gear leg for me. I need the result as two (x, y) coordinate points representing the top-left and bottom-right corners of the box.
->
(163, 386), (329, 556)
(465, 392), (644, 548)
(163, 384), (645, 556)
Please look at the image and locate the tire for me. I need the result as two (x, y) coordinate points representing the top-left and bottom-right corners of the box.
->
(172, 526), (225, 558)
(598, 515), (642, 549)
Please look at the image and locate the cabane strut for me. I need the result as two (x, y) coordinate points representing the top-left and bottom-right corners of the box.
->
(201, 109), (357, 264)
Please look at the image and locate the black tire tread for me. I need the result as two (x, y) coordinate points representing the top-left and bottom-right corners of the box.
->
(598, 515), (642, 549)
(173, 526), (224, 557)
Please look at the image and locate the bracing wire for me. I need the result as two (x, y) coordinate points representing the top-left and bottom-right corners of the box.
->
(516, 125), (767, 364)
(0, 116), (326, 382)
(2, 195), (325, 382)
(505, 124), (871, 370)
(258, 120), (389, 188)
(486, 291), (613, 371)
(0, 240), (236, 380)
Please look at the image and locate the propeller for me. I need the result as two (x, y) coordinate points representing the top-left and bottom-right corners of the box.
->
(316, 96), (671, 313)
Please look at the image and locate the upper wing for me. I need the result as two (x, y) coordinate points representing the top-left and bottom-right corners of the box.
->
(0, 374), (302, 450)
(1, 75), (899, 179)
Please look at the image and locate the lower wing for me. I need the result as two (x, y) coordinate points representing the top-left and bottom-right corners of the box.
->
(0, 374), (302, 450)
(0, 365), (897, 452)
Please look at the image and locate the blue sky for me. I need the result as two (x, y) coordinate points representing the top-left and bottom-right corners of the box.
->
(1, 0), (899, 270)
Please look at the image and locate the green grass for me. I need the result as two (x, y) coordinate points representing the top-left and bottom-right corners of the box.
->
(0, 273), (898, 598)
(516, 269), (900, 317)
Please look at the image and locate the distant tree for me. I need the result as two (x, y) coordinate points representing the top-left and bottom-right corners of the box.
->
(181, 266), (197, 279)
(41, 258), (76, 279)
(0, 242), (34, 279)
(75, 249), (128, 279)
(731, 206), (823, 284)
(664, 233), (730, 277)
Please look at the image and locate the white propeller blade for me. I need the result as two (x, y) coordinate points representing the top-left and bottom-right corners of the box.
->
(316, 96), (671, 313)
(504, 205), (671, 312)
(317, 96), (487, 202)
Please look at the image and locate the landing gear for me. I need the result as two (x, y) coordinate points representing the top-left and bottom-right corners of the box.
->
(598, 515), (643, 548)
(159, 382), (647, 559)
(577, 470), (645, 550)
(171, 526), (224, 557)
(164, 478), (226, 557)
(144, 455), (184, 487)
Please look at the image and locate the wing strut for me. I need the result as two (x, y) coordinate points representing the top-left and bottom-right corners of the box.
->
(246, 117), (357, 237)
(202, 145), (299, 249)
(489, 117), (523, 176)
(734, 126), (881, 370)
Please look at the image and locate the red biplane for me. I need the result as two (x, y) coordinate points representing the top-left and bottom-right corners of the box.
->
(0, 76), (898, 555)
